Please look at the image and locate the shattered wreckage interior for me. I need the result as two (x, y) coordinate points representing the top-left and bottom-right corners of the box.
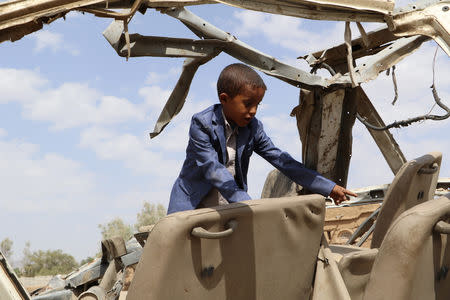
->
(1, 0), (450, 299)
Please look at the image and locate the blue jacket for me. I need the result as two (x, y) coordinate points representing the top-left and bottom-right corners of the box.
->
(167, 104), (335, 214)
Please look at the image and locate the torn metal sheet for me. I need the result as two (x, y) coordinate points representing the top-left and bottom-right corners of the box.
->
(105, 20), (223, 138)
(317, 89), (345, 177)
(150, 55), (219, 138)
(334, 35), (429, 84)
(344, 21), (358, 87)
(214, 0), (390, 22)
(65, 238), (142, 289)
(0, 0), (107, 43)
(294, 88), (356, 187)
(304, 26), (400, 68)
(388, 0), (450, 55)
(145, 0), (215, 7)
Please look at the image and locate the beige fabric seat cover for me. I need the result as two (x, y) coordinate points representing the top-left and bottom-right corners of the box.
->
(371, 152), (442, 248)
(335, 152), (442, 300)
(127, 195), (325, 300)
(337, 248), (378, 300)
(364, 194), (450, 300)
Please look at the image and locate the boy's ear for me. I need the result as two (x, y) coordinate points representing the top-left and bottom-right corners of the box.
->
(219, 93), (229, 103)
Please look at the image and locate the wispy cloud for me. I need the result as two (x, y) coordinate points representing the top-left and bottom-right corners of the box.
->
(0, 136), (98, 213)
(33, 30), (80, 56)
(232, 11), (345, 54)
(0, 68), (145, 130)
(145, 67), (181, 85)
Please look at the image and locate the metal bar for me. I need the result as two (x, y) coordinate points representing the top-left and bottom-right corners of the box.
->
(356, 221), (376, 246)
(334, 35), (429, 85)
(356, 87), (407, 174)
(304, 26), (399, 67)
(119, 35), (222, 58)
(388, 0), (450, 56)
(150, 54), (219, 138)
(214, 0), (387, 22)
(115, 33), (224, 58)
(346, 206), (380, 245)
(0, 0), (105, 29)
(162, 7), (341, 89)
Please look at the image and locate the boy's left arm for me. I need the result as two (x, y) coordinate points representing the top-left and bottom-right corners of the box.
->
(253, 120), (356, 204)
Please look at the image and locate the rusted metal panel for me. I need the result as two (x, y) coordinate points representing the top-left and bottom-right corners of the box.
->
(149, 55), (219, 138)
(0, 0), (106, 42)
(334, 87), (357, 187)
(305, 27), (400, 67)
(293, 88), (356, 187)
(220, 0), (395, 15)
(214, 0), (389, 22)
(318, 89), (345, 178)
(335, 35), (429, 84)
(388, 0), (450, 55)
(145, 0), (215, 7)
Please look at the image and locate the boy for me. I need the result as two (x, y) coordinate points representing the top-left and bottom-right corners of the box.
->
(167, 63), (356, 214)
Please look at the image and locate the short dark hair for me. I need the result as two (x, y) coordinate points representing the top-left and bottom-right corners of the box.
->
(217, 63), (266, 98)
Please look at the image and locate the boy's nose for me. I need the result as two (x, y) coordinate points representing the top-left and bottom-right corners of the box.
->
(249, 106), (257, 116)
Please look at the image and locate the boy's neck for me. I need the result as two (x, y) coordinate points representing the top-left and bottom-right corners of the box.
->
(221, 108), (237, 129)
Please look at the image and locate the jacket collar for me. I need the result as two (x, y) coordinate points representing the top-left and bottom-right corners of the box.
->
(212, 104), (251, 165)
(212, 104), (227, 163)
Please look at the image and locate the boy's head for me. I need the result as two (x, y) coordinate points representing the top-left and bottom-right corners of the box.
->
(217, 63), (266, 127)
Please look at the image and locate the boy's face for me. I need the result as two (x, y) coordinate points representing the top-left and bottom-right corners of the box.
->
(220, 85), (265, 127)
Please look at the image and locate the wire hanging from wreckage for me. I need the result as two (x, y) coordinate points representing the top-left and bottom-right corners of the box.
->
(356, 47), (450, 131)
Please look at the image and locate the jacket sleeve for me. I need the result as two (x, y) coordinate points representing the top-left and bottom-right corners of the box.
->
(188, 116), (251, 203)
(253, 119), (335, 197)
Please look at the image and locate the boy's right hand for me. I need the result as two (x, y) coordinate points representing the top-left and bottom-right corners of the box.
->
(329, 185), (357, 205)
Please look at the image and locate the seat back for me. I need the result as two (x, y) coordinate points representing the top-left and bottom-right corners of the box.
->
(127, 195), (325, 300)
(371, 152), (442, 248)
(364, 194), (450, 300)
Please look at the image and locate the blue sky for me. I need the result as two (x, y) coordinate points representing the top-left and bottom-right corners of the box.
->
(0, 3), (449, 263)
